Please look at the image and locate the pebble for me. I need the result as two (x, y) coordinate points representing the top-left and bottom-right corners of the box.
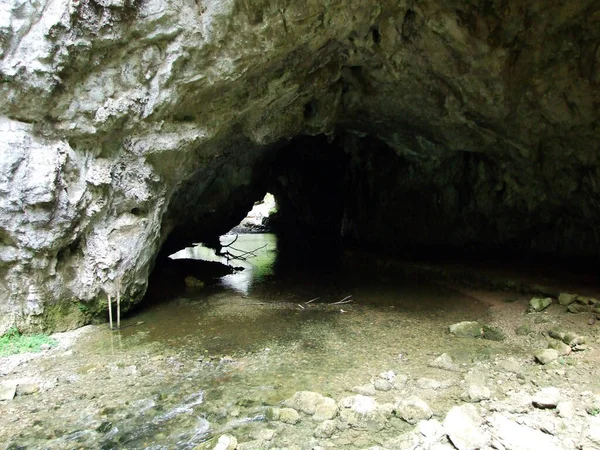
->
(416, 378), (441, 390)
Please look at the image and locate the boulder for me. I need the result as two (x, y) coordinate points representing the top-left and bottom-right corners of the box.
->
(534, 349), (559, 365)
(528, 297), (552, 312)
(442, 404), (487, 450)
(532, 387), (561, 409)
(558, 293), (578, 306)
(279, 408), (300, 425)
(395, 396), (433, 425)
(449, 322), (482, 338)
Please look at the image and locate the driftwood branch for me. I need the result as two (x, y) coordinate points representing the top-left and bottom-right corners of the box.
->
(332, 295), (353, 305)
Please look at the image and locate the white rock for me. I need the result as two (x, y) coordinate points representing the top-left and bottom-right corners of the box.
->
(442, 404), (487, 450)
(487, 413), (561, 450)
(532, 387), (561, 409)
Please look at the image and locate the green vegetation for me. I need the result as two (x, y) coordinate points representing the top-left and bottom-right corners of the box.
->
(0, 327), (58, 356)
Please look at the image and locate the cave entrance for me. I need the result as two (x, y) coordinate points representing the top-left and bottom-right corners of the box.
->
(169, 192), (279, 295)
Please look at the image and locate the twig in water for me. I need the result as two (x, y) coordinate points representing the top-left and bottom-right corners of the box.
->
(108, 295), (113, 330)
(332, 295), (353, 305)
(305, 297), (319, 304)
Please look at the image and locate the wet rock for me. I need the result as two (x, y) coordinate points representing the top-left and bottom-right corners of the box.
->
(442, 404), (487, 450)
(429, 353), (460, 372)
(488, 413), (561, 450)
(449, 322), (482, 338)
(279, 408), (300, 425)
(567, 303), (590, 314)
(558, 293), (578, 306)
(313, 397), (337, 422)
(532, 387), (561, 409)
(529, 297), (552, 312)
(395, 396), (433, 425)
(16, 383), (39, 396)
(534, 348), (559, 365)
(284, 391), (323, 415)
(0, 384), (16, 401)
(314, 419), (337, 438)
(265, 407), (280, 421)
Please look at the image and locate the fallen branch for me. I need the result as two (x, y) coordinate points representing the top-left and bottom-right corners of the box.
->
(332, 295), (353, 305)
(305, 297), (319, 304)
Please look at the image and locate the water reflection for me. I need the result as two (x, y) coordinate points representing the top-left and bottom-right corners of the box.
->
(170, 233), (278, 295)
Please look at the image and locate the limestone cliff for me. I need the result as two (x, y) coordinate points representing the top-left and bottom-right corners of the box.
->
(0, 0), (598, 331)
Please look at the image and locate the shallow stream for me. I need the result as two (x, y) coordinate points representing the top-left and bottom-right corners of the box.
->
(2, 234), (599, 449)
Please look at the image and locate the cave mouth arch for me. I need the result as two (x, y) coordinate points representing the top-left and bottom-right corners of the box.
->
(157, 130), (600, 292)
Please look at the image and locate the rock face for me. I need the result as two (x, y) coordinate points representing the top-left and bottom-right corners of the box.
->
(0, 0), (599, 331)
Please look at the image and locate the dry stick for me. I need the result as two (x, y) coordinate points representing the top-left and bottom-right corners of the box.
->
(108, 294), (113, 330)
(305, 297), (319, 304)
(116, 285), (121, 330)
(332, 295), (353, 305)
(297, 304), (305, 310)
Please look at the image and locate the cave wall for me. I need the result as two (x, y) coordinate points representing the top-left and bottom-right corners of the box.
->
(0, 0), (598, 331)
